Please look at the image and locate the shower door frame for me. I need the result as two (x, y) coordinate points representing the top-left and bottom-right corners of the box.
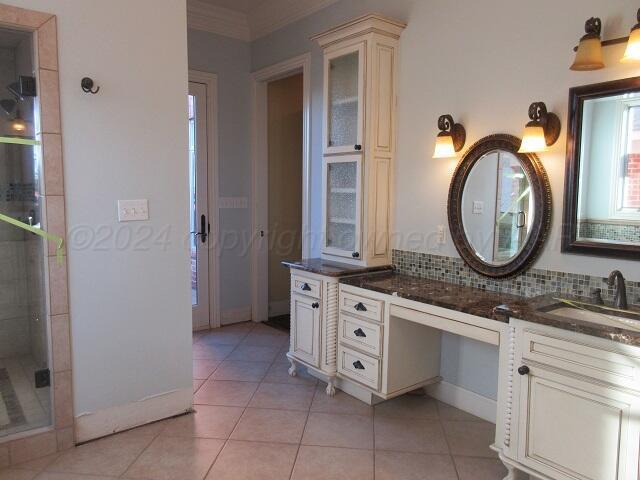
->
(0, 3), (74, 465)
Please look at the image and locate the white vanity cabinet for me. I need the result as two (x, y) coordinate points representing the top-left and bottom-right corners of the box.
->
(502, 319), (640, 480)
(313, 15), (405, 266)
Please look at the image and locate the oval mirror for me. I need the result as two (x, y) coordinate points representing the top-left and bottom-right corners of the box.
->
(448, 134), (551, 278)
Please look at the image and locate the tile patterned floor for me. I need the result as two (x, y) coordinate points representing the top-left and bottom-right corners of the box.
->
(0, 322), (508, 480)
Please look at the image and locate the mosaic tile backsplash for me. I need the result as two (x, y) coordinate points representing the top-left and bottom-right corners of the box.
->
(578, 221), (640, 244)
(392, 249), (640, 307)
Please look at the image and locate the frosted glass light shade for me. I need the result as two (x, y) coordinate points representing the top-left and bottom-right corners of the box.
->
(519, 125), (547, 153)
(622, 28), (640, 63)
(433, 134), (456, 158)
(570, 37), (604, 71)
(9, 118), (27, 134)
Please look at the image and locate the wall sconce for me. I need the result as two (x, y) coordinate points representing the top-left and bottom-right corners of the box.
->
(433, 114), (466, 159)
(518, 102), (561, 153)
(571, 17), (605, 71)
(622, 9), (640, 63)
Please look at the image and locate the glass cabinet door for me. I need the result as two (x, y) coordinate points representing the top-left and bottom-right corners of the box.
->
(323, 155), (362, 258)
(324, 43), (365, 154)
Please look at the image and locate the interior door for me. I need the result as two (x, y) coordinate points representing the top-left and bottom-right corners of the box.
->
(189, 81), (210, 330)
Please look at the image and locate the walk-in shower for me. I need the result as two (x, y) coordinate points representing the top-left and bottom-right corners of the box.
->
(0, 26), (51, 437)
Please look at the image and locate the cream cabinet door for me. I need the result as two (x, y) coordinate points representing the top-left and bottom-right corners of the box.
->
(323, 42), (365, 155)
(516, 364), (639, 480)
(290, 294), (321, 368)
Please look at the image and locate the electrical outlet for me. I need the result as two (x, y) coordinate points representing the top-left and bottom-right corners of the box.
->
(437, 225), (446, 245)
(118, 199), (149, 222)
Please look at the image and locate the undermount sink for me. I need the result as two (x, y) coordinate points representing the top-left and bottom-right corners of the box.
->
(545, 304), (640, 332)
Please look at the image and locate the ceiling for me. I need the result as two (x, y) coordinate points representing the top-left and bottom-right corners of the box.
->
(197, 0), (266, 13)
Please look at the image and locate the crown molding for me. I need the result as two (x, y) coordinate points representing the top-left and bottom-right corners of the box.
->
(249, 0), (340, 40)
(187, 0), (251, 41)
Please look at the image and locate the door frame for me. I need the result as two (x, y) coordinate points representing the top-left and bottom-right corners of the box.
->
(189, 70), (221, 329)
(250, 53), (312, 323)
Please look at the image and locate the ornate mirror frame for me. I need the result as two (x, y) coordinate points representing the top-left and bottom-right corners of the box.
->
(562, 77), (640, 259)
(447, 134), (552, 278)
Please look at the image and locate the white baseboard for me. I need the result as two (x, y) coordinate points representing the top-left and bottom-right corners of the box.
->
(425, 381), (496, 424)
(74, 388), (192, 443)
(221, 306), (252, 325)
(268, 299), (290, 317)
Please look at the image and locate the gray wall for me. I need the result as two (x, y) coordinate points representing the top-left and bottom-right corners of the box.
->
(188, 29), (252, 314)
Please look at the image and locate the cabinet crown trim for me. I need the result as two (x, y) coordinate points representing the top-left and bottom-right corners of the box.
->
(311, 13), (406, 47)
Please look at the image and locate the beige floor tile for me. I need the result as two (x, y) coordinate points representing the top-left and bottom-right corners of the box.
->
(212, 360), (271, 382)
(374, 394), (439, 419)
(374, 416), (448, 454)
(251, 323), (288, 336)
(263, 362), (318, 386)
(194, 380), (259, 407)
(249, 383), (315, 411)
(194, 379), (205, 393)
(193, 359), (221, 380)
(230, 408), (308, 444)
(375, 451), (458, 480)
(291, 445), (373, 480)
(198, 331), (247, 346)
(193, 343), (235, 361)
(206, 440), (297, 480)
(241, 333), (288, 348)
(302, 412), (373, 449)
(310, 386), (373, 416)
(227, 345), (279, 362)
(442, 421), (497, 458)
(161, 406), (244, 439)
(0, 469), (37, 480)
(123, 436), (224, 480)
(33, 473), (115, 480)
(454, 456), (508, 480)
(437, 401), (486, 422)
(47, 431), (155, 476)
(274, 346), (291, 364)
(12, 453), (60, 472)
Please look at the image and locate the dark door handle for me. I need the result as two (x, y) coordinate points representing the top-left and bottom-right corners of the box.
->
(353, 360), (365, 370)
(518, 365), (530, 376)
(354, 302), (367, 312)
(352, 252), (360, 258)
(199, 214), (207, 243)
(311, 302), (319, 309)
(301, 283), (312, 291)
(354, 144), (362, 151)
(353, 328), (366, 338)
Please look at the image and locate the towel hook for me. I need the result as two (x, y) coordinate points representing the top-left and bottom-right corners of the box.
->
(81, 77), (100, 94)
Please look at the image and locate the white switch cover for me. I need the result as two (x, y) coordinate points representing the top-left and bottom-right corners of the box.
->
(472, 201), (484, 215)
(118, 199), (149, 222)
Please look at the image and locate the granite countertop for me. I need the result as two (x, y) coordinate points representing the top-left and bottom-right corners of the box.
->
(340, 272), (640, 346)
(282, 258), (393, 277)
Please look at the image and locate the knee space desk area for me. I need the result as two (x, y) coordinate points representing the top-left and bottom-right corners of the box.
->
(284, 260), (640, 480)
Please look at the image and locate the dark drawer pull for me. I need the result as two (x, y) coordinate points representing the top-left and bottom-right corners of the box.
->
(312, 302), (320, 309)
(518, 365), (530, 376)
(353, 360), (365, 370)
(353, 328), (366, 338)
(354, 302), (367, 312)
(300, 283), (312, 291)
(354, 144), (362, 151)
(352, 252), (360, 258)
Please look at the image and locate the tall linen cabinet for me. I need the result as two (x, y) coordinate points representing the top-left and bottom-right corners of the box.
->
(286, 15), (405, 398)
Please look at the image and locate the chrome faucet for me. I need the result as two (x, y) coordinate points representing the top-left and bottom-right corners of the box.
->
(607, 270), (628, 310)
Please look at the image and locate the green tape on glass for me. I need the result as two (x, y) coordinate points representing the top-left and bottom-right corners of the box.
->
(0, 212), (64, 265)
(0, 136), (41, 146)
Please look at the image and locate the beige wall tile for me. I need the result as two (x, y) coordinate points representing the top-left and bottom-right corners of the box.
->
(56, 427), (74, 451)
(54, 371), (74, 428)
(44, 196), (66, 257)
(38, 17), (58, 71)
(42, 134), (64, 196)
(0, 4), (52, 28)
(48, 257), (69, 315)
(51, 314), (71, 372)
(10, 431), (57, 465)
(38, 69), (61, 134)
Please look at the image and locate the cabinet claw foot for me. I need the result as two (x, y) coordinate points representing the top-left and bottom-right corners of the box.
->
(325, 378), (336, 396)
(287, 358), (297, 377)
(502, 463), (527, 480)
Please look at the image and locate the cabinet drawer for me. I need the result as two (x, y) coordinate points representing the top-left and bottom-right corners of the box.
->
(291, 274), (321, 299)
(521, 329), (640, 392)
(338, 345), (380, 391)
(339, 314), (382, 356)
(339, 290), (383, 323)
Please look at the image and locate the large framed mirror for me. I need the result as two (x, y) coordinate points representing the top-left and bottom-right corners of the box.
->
(448, 134), (552, 278)
(563, 77), (640, 259)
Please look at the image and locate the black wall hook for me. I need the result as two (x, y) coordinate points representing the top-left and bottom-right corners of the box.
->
(81, 77), (100, 94)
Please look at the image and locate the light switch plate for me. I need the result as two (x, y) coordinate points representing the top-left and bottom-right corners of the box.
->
(118, 199), (149, 222)
(472, 201), (484, 215)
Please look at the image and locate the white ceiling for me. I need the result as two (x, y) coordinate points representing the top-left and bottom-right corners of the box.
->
(197, 0), (265, 14)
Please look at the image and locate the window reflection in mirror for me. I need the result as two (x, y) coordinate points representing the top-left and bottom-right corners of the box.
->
(577, 92), (640, 245)
(462, 150), (534, 265)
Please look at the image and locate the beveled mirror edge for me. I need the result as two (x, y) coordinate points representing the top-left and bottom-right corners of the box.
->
(562, 76), (640, 260)
(448, 134), (552, 279)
